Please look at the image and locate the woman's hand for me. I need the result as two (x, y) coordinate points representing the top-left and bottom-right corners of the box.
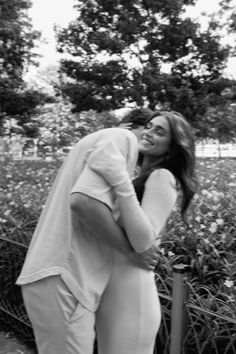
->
(127, 239), (161, 271)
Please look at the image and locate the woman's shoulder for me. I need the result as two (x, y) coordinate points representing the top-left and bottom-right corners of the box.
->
(147, 168), (176, 186)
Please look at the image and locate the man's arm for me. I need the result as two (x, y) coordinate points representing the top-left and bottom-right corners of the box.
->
(70, 193), (160, 271)
(71, 192), (132, 254)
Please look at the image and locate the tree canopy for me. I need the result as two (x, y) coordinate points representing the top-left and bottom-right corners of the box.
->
(0, 0), (51, 137)
(56, 0), (232, 132)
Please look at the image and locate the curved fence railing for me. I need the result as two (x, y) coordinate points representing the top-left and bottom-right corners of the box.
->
(0, 236), (236, 353)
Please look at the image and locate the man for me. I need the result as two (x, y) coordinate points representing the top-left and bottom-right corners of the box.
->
(118, 107), (153, 139)
(16, 109), (159, 354)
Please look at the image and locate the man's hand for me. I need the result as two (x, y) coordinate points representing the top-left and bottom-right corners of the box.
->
(119, 122), (132, 130)
(87, 140), (136, 198)
(87, 140), (128, 185)
(127, 239), (161, 271)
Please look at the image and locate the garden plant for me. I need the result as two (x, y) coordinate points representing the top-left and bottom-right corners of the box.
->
(0, 156), (236, 353)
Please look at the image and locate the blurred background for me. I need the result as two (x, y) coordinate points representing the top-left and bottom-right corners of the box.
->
(1, 0), (236, 158)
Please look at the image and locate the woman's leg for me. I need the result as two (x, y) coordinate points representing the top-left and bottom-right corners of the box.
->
(96, 264), (161, 354)
(22, 276), (95, 354)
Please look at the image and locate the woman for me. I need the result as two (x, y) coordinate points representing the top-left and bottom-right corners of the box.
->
(88, 110), (197, 354)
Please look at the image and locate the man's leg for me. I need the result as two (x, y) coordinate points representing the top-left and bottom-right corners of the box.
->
(22, 276), (95, 354)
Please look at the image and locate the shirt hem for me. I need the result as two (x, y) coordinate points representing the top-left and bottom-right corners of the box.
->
(16, 267), (99, 312)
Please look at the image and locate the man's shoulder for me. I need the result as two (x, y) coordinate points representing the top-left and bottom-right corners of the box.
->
(71, 128), (137, 162)
(90, 127), (138, 147)
(97, 127), (135, 138)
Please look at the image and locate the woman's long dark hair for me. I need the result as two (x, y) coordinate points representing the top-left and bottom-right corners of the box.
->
(133, 110), (198, 220)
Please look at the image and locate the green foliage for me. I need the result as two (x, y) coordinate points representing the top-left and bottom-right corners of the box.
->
(201, 103), (236, 143)
(158, 157), (236, 295)
(56, 0), (231, 130)
(157, 157), (236, 352)
(0, 159), (62, 243)
(0, 0), (52, 137)
(0, 157), (235, 352)
(219, 0), (236, 34)
(75, 109), (120, 136)
(0, 83), (54, 138)
(0, 0), (40, 81)
(0, 84), (52, 118)
(30, 100), (81, 154)
(28, 100), (119, 155)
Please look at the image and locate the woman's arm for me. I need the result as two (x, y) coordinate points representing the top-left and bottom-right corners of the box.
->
(117, 169), (177, 252)
(70, 192), (161, 270)
(87, 144), (177, 253)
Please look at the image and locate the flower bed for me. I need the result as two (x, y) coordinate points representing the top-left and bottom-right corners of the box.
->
(0, 157), (236, 353)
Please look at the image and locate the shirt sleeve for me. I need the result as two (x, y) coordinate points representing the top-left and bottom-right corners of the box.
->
(117, 169), (177, 252)
(141, 169), (177, 237)
(71, 164), (115, 210)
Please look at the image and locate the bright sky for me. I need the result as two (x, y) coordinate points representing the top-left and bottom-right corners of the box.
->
(28, 0), (76, 66)
(27, 0), (236, 78)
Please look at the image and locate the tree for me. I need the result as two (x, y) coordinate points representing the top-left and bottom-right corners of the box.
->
(0, 0), (50, 136)
(218, 0), (236, 34)
(29, 99), (119, 156)
(56, 0), (230, 130)
(200, 102), (236, 156)
(25, 64), (61, 96)
(0, 81), (54, 138)
(156, 75), (236, 133)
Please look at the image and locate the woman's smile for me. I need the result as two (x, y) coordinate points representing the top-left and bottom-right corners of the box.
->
(138, 115), (171, 158)
(140, 137), (153, 146)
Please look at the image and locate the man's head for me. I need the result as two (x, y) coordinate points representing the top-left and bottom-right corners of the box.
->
(119, 108), (153, 140)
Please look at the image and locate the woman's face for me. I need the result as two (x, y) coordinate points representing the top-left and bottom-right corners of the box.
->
(138, 115), (172, 158)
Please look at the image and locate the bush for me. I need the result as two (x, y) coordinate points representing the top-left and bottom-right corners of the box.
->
(0, 157), (236, 352)
(157, 157), (236, 353)
(0, 159), (62, 244)
(161, 158), (236, 291)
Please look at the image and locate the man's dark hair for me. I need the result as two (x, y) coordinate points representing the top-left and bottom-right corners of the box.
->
(120, 108), (153, 128)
